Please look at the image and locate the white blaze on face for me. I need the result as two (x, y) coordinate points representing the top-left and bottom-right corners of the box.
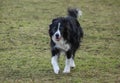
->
(57, 22), (61, 30)
(55, 22), (61, 38)
(52, 22), (61, 41)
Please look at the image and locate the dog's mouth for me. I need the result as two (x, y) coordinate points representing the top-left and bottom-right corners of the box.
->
(56, 37), (61, 41)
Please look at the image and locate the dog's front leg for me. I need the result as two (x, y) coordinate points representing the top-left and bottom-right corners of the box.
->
(63, 50), (72, 73)
(70, 56), (76, 68)
(51, 55), (60, 74)
(63, 58), (71, 73)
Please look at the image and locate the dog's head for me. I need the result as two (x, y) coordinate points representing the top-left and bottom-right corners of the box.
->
(49, 17), (69, 42)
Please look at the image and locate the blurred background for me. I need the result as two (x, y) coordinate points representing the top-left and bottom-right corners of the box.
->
(0, 0), (120, 83)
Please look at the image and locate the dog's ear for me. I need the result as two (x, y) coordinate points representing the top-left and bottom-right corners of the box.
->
(49, 23), (53, 37)
(49, 24), (52, 28)
(52, 18), (58, 23)
(63, 18), (70, 29)
(49, 18), (58, 29)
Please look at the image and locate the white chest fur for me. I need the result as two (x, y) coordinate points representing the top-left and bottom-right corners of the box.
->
(54, 38), (70, 51)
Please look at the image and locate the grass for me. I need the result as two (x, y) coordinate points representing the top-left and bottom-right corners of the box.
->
(0, 0), (120, 83)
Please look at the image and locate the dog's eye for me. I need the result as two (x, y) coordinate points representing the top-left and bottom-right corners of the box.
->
(53, 27), (57, 30)
(59, 27), (63, 31)
(51, 27), (57, 33)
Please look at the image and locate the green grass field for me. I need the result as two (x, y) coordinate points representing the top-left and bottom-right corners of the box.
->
(0, 0), (120, 83)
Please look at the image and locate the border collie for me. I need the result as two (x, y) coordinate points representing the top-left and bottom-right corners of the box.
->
(49, 8), (83, 74)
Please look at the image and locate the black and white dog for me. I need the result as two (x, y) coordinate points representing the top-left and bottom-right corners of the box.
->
(49, 8), (83, 74)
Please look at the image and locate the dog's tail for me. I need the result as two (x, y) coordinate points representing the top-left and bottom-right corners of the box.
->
(68, 8), (82, 19)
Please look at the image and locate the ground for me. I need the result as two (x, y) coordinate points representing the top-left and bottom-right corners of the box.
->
(0, 0), (120, 83)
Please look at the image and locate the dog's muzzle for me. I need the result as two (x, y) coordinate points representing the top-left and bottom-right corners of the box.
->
(55, 33), (61, 41)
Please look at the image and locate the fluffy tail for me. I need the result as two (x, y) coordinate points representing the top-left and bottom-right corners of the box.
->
(68, 8), (82, 19)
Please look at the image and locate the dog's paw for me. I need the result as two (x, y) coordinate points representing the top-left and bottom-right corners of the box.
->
(63, 70), (70, 73)
(53, 67), (60, 74)
(70, 62), (75, 68)
(70, 58), (75, 68)
(63, 66), (70, 73)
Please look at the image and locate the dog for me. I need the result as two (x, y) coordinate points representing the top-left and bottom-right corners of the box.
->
(49, 8), (83, 74)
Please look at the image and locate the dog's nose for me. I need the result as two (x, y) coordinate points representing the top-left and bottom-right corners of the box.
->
(55, 33), (59, 38)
